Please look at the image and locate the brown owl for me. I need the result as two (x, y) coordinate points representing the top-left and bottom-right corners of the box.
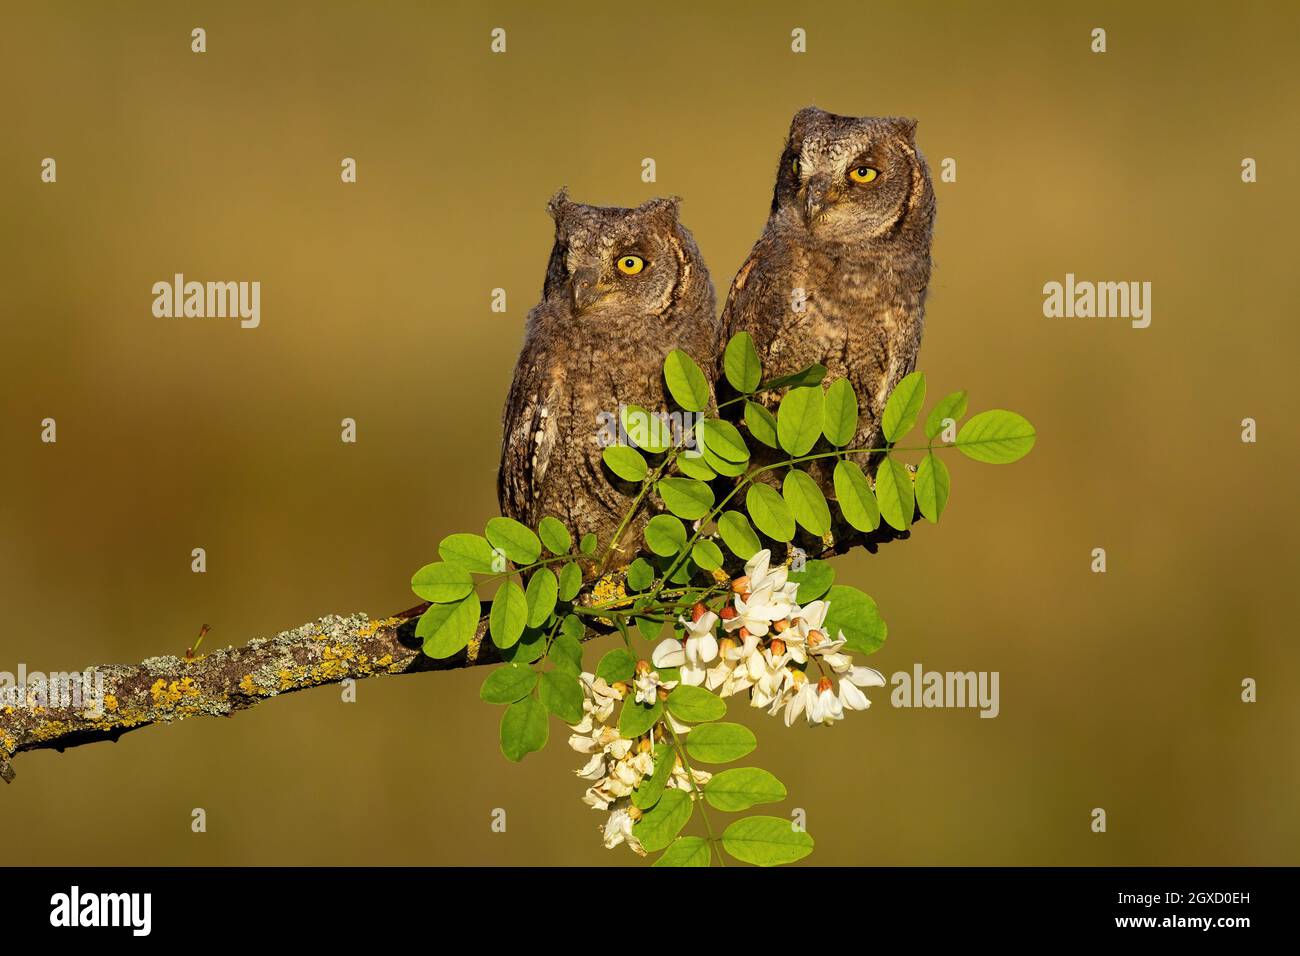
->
(499, 190), (719, 570)
(720, 107), (935, 486)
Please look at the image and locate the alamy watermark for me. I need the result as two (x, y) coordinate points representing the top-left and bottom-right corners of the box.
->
(890, 664), (999, 718)
(0, 664), (106, 717)
(152, 273), (261, 329)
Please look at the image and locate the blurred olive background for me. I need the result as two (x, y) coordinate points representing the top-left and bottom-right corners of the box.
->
(2, 0), (1297, 866)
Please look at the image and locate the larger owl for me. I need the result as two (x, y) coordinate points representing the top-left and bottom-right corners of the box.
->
(499, 190), (719, 570)
(721, 107), (935, 485)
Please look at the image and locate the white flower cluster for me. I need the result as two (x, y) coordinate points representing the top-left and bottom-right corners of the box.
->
(568, 670), (710, 856)
(654, 549), (885, 726)
(568, 549), (883, 855)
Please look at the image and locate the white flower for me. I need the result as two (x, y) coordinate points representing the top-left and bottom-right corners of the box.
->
(836, 665), (885, 712)
(704, 634), (757, 696)
(652, 610), (720, 686)
(807, 678), (844, 725)
(602, 804), (646, 856)
(569, 672), (625, 732)
(781, 676), (815, 726)
(746, 646), (791, 709)
(723, 583), (795, 638)
(632, 667), (676, 705)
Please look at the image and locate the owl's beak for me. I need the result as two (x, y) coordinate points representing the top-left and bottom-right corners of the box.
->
(572, 269), (605, 312)
(804, 176), (832, 224)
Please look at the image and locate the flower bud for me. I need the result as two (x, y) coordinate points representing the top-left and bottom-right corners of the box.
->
(637, 738), (653, 754)
(791, 668), (808, 685)
(635, 659), (651, 675)
(611, 681), (628, 696)
(657, 686), (670, 702)
(817, 676), (833, 694)
(770, 637), (786, 656)
(692, 602), (708, 622)
(627, 805), (643, 822)
(773, 618), (790, 633)
(731, 575), (750, 594)
(718, 637), (737, 656)
(719, 606), (738, 621)
(807, 629), (825, 647)
(739, 627), (751, 640)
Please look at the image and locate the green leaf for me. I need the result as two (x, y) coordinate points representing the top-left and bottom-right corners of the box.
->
(479, 663), (538, 704)
(621, 404), (672, 454)
(915, 452), (951, 523)
(653, 835), (711, 867)
(746, 483), (796, 542)
(489, 579), (527, 649)
(596, 648), (636, 684)
(410, 561), (474, 604)
(705, 768), (788, 812)
(690, 538), (725, 572)
(500, 627), (546, 664)
(485, 516), (541, 566)
(539, 669), (584, 723)
(874, 457), (914, 531)
(676, 452), (716, 480)
(788, 559), (834, 602)
(644, 514), (688, 557)
(658, 477), (714, 521)
(619, 698), (663, 738)
(702, 445), (748, 477)
(438, 533), (497, 574)
(833, 460), (881, 532)
(499, 697), (548, 762)
(666, 684), (727, 723)
(417, 594), (481, 659)
(822, 378), (859, 447)
(721, 815), (814, 866)
(549, 629), (583, 676)
(824, 584), (887, 656)
(724, 331), (762, 393)
(524, 568), (558, 628)
(557, 561), (582, 602)
(686, 722), (757, 763)
(716, 510), (761, 560)
(537, 516), (572, 555)
(700, 418), (750, 463)
(579, 532), (598, 555)
(881, 371), (926, 443)
(633, 742), (675, 810)
(602, 445), (648, 482)
(561, 613), (585, 644)
(925, 389), (969, 439)
(956, 410), (1037, 463)
(761, 363), (826, 391)
(664, 348), (711, 412)
(782, 469), (831, 536)
(627, 556), (655, 591)
(632, 788), (694, 853)
(777, 386), (824, 457)
(744, 401), (779, 449)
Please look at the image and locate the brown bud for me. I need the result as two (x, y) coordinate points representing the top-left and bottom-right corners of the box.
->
(719, 606), (738, 621)
(635, 659), (652, 675)
(611, 681), (628, 696)
(731, 575), (750, 594)
(692, 602), (708, 623)
(657, 686), (671, 702)
(807, 629), (825, 647)
(773, 618), (790, 633)
(770, 637), (786, 656)
(739, 627), (752, 640)
(817, 676), (833, 694)
(627, 805), (644, 822)
(637, 738), (653, 753)
(791, 668), (808, 685)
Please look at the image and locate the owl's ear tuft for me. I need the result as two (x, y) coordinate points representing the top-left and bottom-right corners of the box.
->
(639, 195), (681, 223)
(790, 105), (826, 133)
(546, 187), (571, 221)
(894, 117), (919, 141)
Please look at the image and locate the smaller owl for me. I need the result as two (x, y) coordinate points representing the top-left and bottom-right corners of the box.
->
(721, 107), (935, 492)
(499, 190), (719, 571)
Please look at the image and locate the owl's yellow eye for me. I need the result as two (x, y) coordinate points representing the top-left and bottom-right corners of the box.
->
(848, 165), (879, 184)
(616, 255), (645, 276)
(790, 157), (800, 177)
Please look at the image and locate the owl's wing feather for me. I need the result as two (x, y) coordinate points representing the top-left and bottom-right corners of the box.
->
(498, 356), (560, 525)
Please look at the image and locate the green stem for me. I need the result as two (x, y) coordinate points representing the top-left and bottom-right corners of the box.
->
(664, 719), (724, 867)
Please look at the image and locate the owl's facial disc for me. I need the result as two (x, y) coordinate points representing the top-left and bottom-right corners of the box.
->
(778, 112), (916, 240)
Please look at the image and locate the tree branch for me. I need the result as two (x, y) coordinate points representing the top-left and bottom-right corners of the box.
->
(0, 519), (908, 783)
